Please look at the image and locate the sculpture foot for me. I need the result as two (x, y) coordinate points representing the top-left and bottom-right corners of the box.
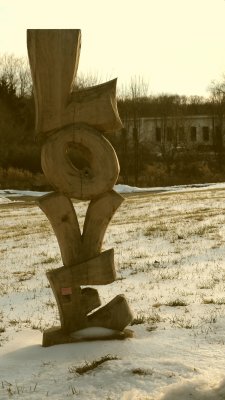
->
(42, 326), (133, 347)
(87, 294), (134, 331)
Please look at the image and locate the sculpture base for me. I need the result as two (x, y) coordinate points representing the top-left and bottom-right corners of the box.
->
(42, 326), (133, 347)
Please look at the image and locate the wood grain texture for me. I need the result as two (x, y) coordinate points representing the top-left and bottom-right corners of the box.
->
(81, 288), (101, 315)
(27, 29), (123, 135)
(38, 190), (123, 266)
(41, 124), (120, 200)
(82, 190), (124, 258)
(42, 327), (133, 347)
(46, 249), (116, 286)
(46, 249), (116, 332)
(38, 192), (82, 266)
(27, 29), (132, 344)
(87, 294), (134, 331)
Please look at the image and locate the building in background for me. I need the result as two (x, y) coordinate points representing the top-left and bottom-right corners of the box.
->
(121, 115), (223, 154)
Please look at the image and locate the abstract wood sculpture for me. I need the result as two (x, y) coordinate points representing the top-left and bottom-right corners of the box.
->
(27, 29), (133, 346)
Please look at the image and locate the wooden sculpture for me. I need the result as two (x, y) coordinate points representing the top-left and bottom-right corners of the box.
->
(27, 29), (133, 346)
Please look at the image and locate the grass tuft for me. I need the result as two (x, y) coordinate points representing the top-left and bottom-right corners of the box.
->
(68, 354), (119, 375)
(132, 368), (153, 376)
(165, 299), (188, 307)
(131, 315), (146, 325)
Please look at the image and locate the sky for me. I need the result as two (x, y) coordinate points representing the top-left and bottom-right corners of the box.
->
(0, 0), (225, 97)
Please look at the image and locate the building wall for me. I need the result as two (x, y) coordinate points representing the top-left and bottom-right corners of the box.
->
(122, 115), (223, 152)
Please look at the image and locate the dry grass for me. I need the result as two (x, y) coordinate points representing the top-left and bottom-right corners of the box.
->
(68, 355), (119, 375)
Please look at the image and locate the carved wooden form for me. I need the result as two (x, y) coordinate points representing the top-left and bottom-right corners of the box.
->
(27, 29), (133, 346)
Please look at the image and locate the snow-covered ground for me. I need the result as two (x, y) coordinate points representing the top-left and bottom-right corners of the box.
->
(1, 181), (225, 199)
(1, 184), (225, 399)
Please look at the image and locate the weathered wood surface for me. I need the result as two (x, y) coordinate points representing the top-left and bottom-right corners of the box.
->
(27, 29), (122, 135)
(27, 29), (133, 345)
(42, 327), (133, 347)
(88, 295), (134, 331)
(38, 192), (82, 266)
(46, 249), (116, 286)
(38, 190), (123, 265)
(41, 124), (120, 199)
(82, 190), (124, 258)
(50, 280), (85, 333)
(46, 249), (117, 332)
(81, 288), (101, 315)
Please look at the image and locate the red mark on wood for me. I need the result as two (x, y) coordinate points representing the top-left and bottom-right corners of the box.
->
(61, 287), (72, 295)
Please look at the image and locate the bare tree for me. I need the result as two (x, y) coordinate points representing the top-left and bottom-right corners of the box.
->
(120, 76), (149, 185)
(208, 78), (225, 164)
(72, 71), (104, 90)
(17, 58), (32, 97)
(154, 95), (187, 174)
(0, 54), (32, 98)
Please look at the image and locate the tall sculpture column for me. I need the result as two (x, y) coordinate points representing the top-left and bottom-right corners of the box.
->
(27, 29), (133, 346)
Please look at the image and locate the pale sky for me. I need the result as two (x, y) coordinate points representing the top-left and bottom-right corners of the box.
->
(0, 0), (225, 97)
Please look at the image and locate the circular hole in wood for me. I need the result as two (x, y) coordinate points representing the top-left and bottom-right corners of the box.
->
(41, 124), (119, 200)
(66, 142), (93, 178)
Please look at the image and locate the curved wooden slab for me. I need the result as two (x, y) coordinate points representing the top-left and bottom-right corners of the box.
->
(41, 125), (120, 200)
(88, 294), (133, 331)
(27, 29), (81, 134)
(42, 327), (133, 347)
(27, 29), (123, 134)
(38, 192), (82, 266)
(82, 190), (124, 258)
(38, 191), (123, 265)
(46, 249), (116, 286)
(67, 79), (123, 133)
(81, 288), (101, 315)
(46, 250), (116, 332)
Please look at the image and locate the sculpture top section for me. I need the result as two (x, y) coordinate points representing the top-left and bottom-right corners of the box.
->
(27, 29), (123, 137)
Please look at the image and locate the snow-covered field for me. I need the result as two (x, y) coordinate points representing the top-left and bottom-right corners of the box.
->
(1, 184), (225, 399)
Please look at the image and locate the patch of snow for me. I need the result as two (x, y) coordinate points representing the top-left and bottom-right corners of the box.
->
(0, 182), (225, 201)
(0, 189), (50, 198)
(1, 187), (225, 398)
(70, 327), (117, 339)
(156, 375), (225, 400)
(115, 182), (225, 194)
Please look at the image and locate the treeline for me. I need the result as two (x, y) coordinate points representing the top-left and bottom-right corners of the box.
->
(0, 55), (39, 174)
(0, 54), (225, 189)
(118, 93), (213, 118)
